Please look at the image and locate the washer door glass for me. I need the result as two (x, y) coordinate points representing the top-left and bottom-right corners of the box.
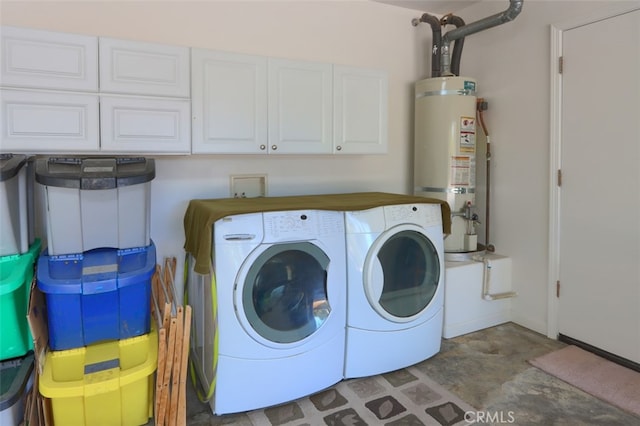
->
(242, 242), (331, 344)
(368, 230), (440, 320)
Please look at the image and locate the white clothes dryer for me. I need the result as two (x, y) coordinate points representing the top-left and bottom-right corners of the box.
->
(344, 203), (444, 378)
(189, 209), (346, 415)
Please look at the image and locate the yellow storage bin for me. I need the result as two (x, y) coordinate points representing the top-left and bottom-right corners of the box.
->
(39, 327), (157, 426)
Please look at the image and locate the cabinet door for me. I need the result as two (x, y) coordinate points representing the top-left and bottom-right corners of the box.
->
(0, 26), (98, 92)
(268, 58), (332, 154)
(100, 96), (191, 153)
(191, 49), (267, 154)
(0, 89), (99, 152)
(333, 66), (388, 154)
(99, 37), (190, 97)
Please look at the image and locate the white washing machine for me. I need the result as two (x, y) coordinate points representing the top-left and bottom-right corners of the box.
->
(344, 203), (444, 378)
(188, 209), (346, 415)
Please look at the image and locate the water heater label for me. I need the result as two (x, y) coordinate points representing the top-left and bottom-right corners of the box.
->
(459, 116), (476, 154)
(451, 156), (471, 186)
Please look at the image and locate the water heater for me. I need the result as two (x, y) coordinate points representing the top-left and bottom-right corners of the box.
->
(414, 76), (478, 253)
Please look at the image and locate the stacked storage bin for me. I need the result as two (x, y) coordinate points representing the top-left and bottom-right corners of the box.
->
(34, 157), (158, 426)
(0, 154), (39, 425)
(0, 353), (34, 425)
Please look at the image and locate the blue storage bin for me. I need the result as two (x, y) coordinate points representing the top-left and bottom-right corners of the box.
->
(36, 242), (156, 351)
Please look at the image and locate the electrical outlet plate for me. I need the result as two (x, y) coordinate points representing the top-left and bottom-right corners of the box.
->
(230, 174), (267, 198)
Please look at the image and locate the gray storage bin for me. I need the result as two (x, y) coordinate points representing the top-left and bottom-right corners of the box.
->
(35, 156), (155, 255)
(0, 154), (29, 256)
(0, 353), (34, 426)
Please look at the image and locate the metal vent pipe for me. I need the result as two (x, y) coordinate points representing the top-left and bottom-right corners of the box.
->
(441, 0), (523, 75)
(412, 13), (442, 78)
(440, 14), (466, 76)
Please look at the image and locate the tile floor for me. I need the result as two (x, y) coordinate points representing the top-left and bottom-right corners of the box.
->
(180, 322), (640, 425)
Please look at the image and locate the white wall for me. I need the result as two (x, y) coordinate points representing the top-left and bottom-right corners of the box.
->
(424, 0), (638, 335)
(0, 0), (422, 297)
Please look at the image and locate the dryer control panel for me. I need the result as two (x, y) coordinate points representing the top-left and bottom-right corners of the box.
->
(384, 203), (442, 228)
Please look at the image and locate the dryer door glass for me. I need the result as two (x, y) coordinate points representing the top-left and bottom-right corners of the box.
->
(376, 230), (439, 318)
(242, 242), (331, 343)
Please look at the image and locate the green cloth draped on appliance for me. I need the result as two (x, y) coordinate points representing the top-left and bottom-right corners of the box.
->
(183, 192), (451, 275)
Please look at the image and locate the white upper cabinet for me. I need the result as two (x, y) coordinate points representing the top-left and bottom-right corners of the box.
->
(191, 49), (268, 154)
(100, 96), (191, 153)
(0, 27), (191, 154)
(0, 89), (99, 152)
(191, 51), (333, 155)
(99, 37), (190, 97)
(268, 58), (332, 154)
(0, 26), (98, 92)
(1, 25), (387, 156)
(333, 66), (388, 154)
(98, 38), (191, 153)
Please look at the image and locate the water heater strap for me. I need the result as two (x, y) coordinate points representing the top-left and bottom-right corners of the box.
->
(415, 89), (475, 99)
(417, 186), (475, 194)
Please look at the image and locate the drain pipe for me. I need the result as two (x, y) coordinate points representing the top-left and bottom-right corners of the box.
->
(412, 13), (442, 78)
(441, 0), (524, 76)
(472, 255), (517, 301)
(440, 14), (466, 76)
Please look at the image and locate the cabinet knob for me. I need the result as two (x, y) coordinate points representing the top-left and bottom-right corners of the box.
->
(336, 145), (342, 151)
(260, 145), (266, 150)
(271, 145), (277, 151)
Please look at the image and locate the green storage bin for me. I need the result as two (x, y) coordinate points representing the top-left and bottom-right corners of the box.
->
(0, 239), (41, 361)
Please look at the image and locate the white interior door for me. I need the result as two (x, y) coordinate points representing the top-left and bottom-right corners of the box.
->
(559, 9), (640, 363)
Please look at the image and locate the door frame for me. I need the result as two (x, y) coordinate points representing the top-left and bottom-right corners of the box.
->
(547, 3), (640, 340)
